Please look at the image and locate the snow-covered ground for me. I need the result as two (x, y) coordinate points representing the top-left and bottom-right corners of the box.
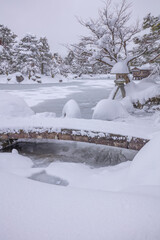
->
(0, 135), (160, 240)
(0, 75), (160, 239)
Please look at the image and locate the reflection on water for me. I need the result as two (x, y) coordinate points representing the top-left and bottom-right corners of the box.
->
(15, 140), (137, 168)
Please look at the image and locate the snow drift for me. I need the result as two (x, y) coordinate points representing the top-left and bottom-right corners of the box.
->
(0, 150), (33, 171)
(128, 134), (160, 186)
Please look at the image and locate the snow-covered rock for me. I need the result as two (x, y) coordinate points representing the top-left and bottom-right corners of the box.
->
(0, 92), (34, 117)
(128, 134), (160, 186)
(54, 74), (68, 83)
(62, 99), (81, 118)
(92, 99), (128, 121)
(7, 72), (25, 83)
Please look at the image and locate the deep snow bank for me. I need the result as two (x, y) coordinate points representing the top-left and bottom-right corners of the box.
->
(0, 171), (160, 240)
(128, 134), (160, 186)
(0, 150), (33, 171)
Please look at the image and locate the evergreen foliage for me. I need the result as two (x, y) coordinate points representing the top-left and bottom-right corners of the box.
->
(38, 37), (52, 75)
(132, 13), (160, 64)
(15, 34), (40, 78)
(0, 24), (17, 74)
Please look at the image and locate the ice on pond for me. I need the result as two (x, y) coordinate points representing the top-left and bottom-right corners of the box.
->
(28, 170), (69, 186)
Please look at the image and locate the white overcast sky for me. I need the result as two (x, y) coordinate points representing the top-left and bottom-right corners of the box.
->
(0, 0), (159, 55)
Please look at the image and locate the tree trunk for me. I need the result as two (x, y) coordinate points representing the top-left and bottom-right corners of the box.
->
(41, 63), (44, 75)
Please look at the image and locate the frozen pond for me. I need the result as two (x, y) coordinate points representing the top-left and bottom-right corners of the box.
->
(0, 77), (137, 186)
(0, 78), (114, 118)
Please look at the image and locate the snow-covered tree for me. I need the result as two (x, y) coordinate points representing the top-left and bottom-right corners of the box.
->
(51, 53), (68, 77)
(15, 34), (40, 78)
(38, 37), (52, 75)
(68, 42), (93, 75)
(65, 42), (111, 75)
(132, 14), (160, 64)
(78, 0), (140, 68)
(0, 24), (17, 74)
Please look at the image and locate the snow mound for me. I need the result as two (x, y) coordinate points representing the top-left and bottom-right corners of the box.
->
(92, 99), (128, 121)
(0, 92), (34, 117)
(128, 134), (160, 186)
(62, 99), (81, 118)
(0, 152), (33, 170)
(111, 60), (129, 74)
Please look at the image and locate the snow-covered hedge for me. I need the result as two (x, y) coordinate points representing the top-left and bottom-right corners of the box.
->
(62, 99), (81, 118)
(125, 79), (160, 106)
(92, 99), (128, 121)
(0, 92), (34, 117)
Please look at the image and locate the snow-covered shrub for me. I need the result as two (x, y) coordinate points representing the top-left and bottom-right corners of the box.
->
(62, 99), (81, 118)
(125, 80), (160, 108)
(121, 97), (135, 113)
(125, 81), (137, 96)
(0, 92), (34, 117)
(92, 99), (128, 121)
(128, 134), (160, 186)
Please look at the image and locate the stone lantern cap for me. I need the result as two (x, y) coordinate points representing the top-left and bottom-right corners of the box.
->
(111, 60), (129, 74)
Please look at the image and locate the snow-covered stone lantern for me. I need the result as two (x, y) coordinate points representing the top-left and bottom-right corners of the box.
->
(110, 60), (130, 99)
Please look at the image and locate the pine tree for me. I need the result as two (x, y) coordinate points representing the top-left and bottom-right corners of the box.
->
(0, 24), (17, 74)
(51, 53), (68, 77)
(38, 37), (52, 75)
(15, 34), (40, 78)
(132, 13), (160, 64)
(68, 42), (94, 75)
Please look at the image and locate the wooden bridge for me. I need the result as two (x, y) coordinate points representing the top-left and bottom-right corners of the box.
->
(0, 127), (149, 151)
